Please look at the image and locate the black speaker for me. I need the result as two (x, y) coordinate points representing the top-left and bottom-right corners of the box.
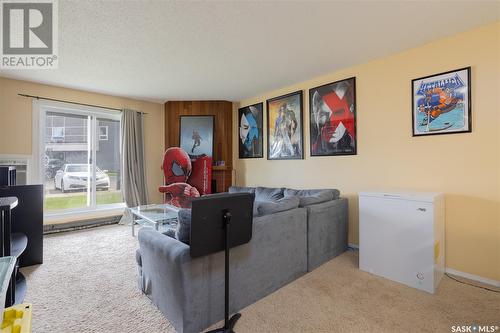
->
(0, 166), (16, 186)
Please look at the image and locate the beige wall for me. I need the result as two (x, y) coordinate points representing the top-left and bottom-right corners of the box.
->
(234, 22), (500, 281)
(0, 77), (165, 206)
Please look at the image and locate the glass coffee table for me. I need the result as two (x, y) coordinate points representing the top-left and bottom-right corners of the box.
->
(129, 203), (180, 236)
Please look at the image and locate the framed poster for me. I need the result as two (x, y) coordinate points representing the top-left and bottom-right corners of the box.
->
(179, 115), (214, 158)
(266, 91), (303, 160)
(309, 77), (357, 156)
(238, 103), (263, 158)
(412, 67), (471, 136)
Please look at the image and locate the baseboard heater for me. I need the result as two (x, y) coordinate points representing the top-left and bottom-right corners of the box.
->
(43, 215), (122, 234)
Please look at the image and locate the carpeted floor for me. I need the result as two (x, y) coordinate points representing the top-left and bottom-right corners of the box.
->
(22, 225), (499, 333)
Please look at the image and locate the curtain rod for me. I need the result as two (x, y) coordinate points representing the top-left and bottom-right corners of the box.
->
(17, 93), (148, 114)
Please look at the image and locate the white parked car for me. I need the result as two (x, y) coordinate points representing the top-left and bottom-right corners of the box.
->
(54, 164), (110, 193)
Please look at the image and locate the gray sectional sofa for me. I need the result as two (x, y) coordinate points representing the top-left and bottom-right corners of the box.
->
(136, 187), (348, 333)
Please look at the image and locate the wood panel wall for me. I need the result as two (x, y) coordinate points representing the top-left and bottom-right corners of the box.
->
(164, 101), (233, 192)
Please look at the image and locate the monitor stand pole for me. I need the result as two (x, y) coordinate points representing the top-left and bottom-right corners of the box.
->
(207, 211), (241, 333)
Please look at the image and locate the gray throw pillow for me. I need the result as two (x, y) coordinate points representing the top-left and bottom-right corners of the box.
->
(228, 186), (256, 194)
(255, 187), (285, 201)
(163, 229), (176, 239)
(256, 196), (299, 216)
(284, 188), (339, 207)
(175, 208), (192, 245)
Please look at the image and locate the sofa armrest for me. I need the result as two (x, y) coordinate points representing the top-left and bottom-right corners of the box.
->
(138, 228), (191, 331)
(305, 198), (348, 271)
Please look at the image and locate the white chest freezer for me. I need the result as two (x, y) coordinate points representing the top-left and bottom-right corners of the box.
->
(359, 191), (445, 293)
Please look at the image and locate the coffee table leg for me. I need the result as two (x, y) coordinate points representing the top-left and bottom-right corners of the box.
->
(155, 223), (159, 232)
(132, 219), (135, 237)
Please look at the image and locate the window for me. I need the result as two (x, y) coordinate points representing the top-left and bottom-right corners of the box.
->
(51, 127), (65, 141)
(33, 100), (124, 215)
(99, 126), (108, 140)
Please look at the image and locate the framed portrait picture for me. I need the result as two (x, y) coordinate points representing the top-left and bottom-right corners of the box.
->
(266, 91), (303, 160)
(179, 115), (214, 158)
(309, 77), (357, 156)
(238, 103), (263, 158)
(412, 67), (471, 136)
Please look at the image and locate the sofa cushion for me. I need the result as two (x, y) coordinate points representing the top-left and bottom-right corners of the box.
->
(175, 209), (192, 245)
(255, 187), (285, 201)
(256, 196), (299, 216)
(284, 188), (339, 207)
(253, 204), (260, 217)
(228, 186), (256, 194)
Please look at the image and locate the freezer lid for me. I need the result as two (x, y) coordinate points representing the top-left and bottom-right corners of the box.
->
(359, 190), (443, 203)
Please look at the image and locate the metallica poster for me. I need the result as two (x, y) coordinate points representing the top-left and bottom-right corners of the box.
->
(412, 67), (471, 136)
(309, 77), (357, 156)
(267, 91), (303, 160)
(238, 103), (263, 158)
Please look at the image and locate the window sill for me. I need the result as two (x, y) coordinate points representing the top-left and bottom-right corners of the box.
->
(44, 203), (126, 225)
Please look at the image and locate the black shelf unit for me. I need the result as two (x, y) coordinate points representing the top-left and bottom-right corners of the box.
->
(0, 185), (44, 268)
(0, 196), (28, 306)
